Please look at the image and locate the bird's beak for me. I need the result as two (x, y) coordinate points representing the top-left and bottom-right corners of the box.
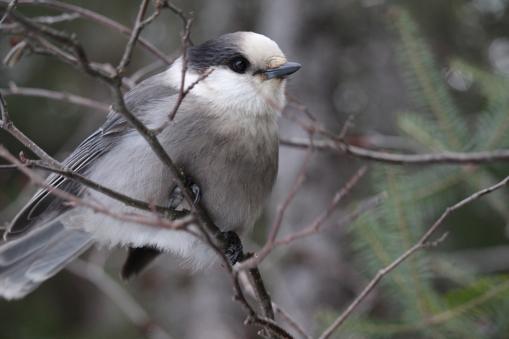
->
(264, 62), (301, 80)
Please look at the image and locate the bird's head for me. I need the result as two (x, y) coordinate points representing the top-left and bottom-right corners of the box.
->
(165, 31), (301, 116)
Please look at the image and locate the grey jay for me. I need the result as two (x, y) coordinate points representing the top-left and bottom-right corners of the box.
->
(0, 31), (301, 300)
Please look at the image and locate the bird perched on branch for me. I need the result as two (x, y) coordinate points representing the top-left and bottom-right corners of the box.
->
(0, 31), (300, 300)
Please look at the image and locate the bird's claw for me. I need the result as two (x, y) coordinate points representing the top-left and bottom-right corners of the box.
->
(189, 182), (201, 205)
(218, 231), (243, 265)
(167, 177), (201, 209)
(167, 186), (184, 209)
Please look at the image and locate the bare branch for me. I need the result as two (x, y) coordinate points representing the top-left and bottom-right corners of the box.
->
(236, 165), (367, 271)
(168, 15), (193, 121)
(168, 67), (212, 122)
(241, 271), (309, 339)
(0, 12), (80, 30)
(0, 92), (61, 167)
(0, 146), (194, 232)
(294, 192), (386, 242)
(25, 159), (186, 217)
(274, 166), (368, 246)
(1, 83), (109, 112)
(273, 303), (312, 339)
(318, 175), (509, 339)
(233, 149), (313, 272)
(155, 68), (214, 134)
(117, 0), (152, 75)
(248, 265), (275, 321)
(1, 6), (213, 232)
(232, 271), (293, 339)
(0, 0), (17, 24)
(1, 0), (172, 64)
(0, 90), (10, 122)
(160, 0), (191, 35)
(269, 148), (313, 241)
(0, 88), (184, 218)
(281, 137), (509, 165)
(0, 4), (290, 336)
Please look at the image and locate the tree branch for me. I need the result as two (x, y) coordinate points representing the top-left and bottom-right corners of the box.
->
(25, 159), (186, 217)
(280, 137), (509, 165)
(0, 145), (194, 232)
(117, 0), (153, 75)
(1, 83), (109, 112)
(275, 192), (385, 246)
(318, 175), (509, 339)
(0, 3), (291, 336)
(1, 0), (172, 64)
(0, 92), (61, 167)
(0, 0), (17, 24)
(236, 165), (367, 271)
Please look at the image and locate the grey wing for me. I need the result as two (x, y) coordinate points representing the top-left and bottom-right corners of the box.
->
(4, 71), (176, 239)
(0, 103), (127, 299)
(4, 113), (127, 239)
(0, 71), (177, 299)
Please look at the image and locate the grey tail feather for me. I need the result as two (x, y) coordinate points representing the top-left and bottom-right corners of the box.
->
(0, 221), (93, 300)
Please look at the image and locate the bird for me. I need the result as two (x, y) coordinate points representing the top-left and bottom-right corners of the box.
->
(0, 31), (301, 300)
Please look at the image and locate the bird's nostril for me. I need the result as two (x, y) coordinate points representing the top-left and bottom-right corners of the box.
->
(266, 56), (288, 69)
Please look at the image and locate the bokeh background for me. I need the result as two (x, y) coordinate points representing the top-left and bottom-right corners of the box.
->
(2, 0), (509, 338)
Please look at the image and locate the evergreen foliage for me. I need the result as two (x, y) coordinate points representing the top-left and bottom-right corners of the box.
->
(327, 7), (509, 338)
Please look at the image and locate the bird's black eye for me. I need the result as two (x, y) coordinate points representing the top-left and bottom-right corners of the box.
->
(228, 56), (250, 74)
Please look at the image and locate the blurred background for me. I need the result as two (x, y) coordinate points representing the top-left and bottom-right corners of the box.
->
(2, 0), (509, 338)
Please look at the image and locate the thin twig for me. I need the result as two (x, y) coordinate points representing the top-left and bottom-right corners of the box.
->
(0, 12), (79, 30)
(102, 8), (283, 335)
(117, 0), (151, 75)
(241, 271), (309, 339)
(234, 149), (313, 272)
(1, 4), (289, 336)
(318, 175), (509, 339)
(280, 137), (509, 165)
(0, 92), (60, 167)
(0, 146), (194, 232)
(1, 0), (172, 64)
(274, 166), (368, 246)
(236, 166), (367, 271)
(160, 0), (190, 35)
(249, 265), (275, 321)
(0, 0), (17, 24)
(273, 303), (312, 339)
(232, 271), (293, 339)
(25, 160), (186, 217)
(0, 89), (182, 217)
(155, 68), (214, 134)
(279, 192), (387, 245)
(168, 15), (193, 121)
(1, 83), (109, 112)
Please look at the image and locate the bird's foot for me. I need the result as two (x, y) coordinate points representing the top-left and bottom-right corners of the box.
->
(189, 182), (201, 205)
(218, 230), (243, 265)
(167, 177), (201, 209)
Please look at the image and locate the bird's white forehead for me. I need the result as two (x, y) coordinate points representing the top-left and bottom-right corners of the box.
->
(237, 32), (287, 68)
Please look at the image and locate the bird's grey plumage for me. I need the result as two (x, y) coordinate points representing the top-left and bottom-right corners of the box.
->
(0, 31), (297, 299)
(0, 221), (92, 299)
(5, 72), (175, 239)
(0, 74), (178, 298)
(5, 117), (123, 238)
